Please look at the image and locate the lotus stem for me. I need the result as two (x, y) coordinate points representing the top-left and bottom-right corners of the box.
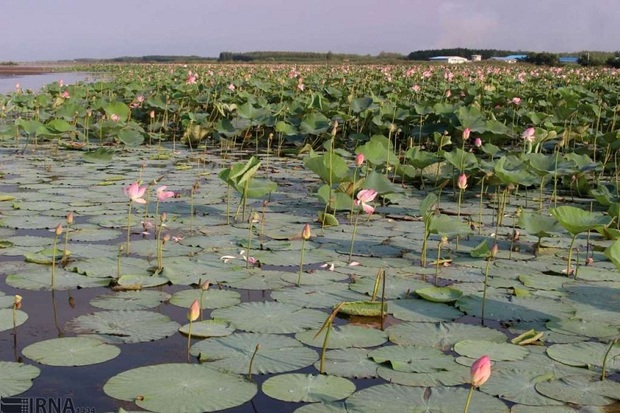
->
(348, 212), (360, 264)
(126, 201), (133, 255)
(566, 234), (577, 277)
(315, 303), (344, 374)
(481, 256), (492, 326)
(247, 344), (260, 381)
(51, 225), (62, 289)
(601, 338), (619, 381)
(463, 383), (475, 413)
(298, 238), (307, 286)
(186, 320), (193, 363)
(380, 268), (387, 331)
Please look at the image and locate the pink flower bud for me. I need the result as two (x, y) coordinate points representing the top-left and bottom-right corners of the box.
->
(474, 137), (482, 148)
(462, 128), (471, 141)
(355, 153), (365, 167)
(470, 355), (491, 387)
(457, 174), (468, 190)
(302, 223), (311, 240)
(188, 299), (200, 322)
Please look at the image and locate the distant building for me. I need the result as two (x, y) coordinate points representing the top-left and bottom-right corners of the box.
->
(489, 57), (518, 63)
(559, 56), (579, 64)
(428, 56), (469, 64)
(471, 54), (482, 62)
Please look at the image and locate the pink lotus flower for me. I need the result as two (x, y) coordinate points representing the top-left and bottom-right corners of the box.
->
(60, 90), (70, 99)
(186, 71), (197, 84)
(188, 299), (200, 322)
(522, 127), (536, 143)
(110, 114), (120, 122)
(411, 84), (421, 93)
(474, 137), (482, 148)
(156, 186), (175, 202)
(355, 189), (378, 215)
(511, 97), (521, 105)
(470, 355), (491, 387)
(462, 128), (471, 141)
(355, 153), (365, 167)
(227, 83), (235, 91)
(124, 182), (147, 204)
(458, 174), (468, 190)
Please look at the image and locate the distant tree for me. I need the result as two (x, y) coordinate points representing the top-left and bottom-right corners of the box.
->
(607, 52), (620, 68)
(526, 52), (559, 66)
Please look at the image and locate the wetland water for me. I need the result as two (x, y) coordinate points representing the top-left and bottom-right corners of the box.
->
(0, 72), (101, 94)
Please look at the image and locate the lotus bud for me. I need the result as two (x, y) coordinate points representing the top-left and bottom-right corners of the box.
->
(457, 174), (468, 190)
(201, 280), (210, 291)
(150, 110), (155, 119)
(355, 153), (365, 167)
(160, 212), (167, 223)
(302, 224), (311, 240)
(490, 244), (499, 259)
(68, 295), (76, 308)
(55, 224), (63, 236)
(470, 355), (491, 387)
(163, 234), (170, 245)
(66, 212), (74, 225)
(474, 137), (482, 148)
(188, 299), (200, 322)
(14, 295), (22, 310)
(462, 128), (471, 141)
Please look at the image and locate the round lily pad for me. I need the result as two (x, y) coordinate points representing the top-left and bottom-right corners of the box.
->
(66, 310), (180, 343)
(386, 322), (507, 349)
(546, 342), (620, 372)
(454, 339), (529, 361)
(262, 373), (355, 403)
(104, 363), (257, 412)
(369, 345), (456, 373)
(170, 288), (241, 309)
(314, 348), (378, 379)
(191, 333), (317, 374)
(535, 376), (618, 405)
(296, 324), (387, 349)
(211, 302), (325, 334)
(479, 368), (564, 405)
(389, 298), (463, 323)
(0, 308), (28, 332)
(179, 320), (234, 338)
(415, 286), (463, 303)
(0, 361), (40, 397)
(22, 337), (120, 366)
(90, 290), (171, 310)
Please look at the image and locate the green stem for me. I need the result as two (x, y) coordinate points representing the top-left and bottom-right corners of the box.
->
(348, 213), (359, 263)
(567, 234), (577, 277)
(463, 384), (475, 413)
(51, 234), (59, 289)
(126, 201), (133, 255)
(298, 238), (306, 286)
(247, 344), (260, 381)
(319, 321), (332, 374)
(187, 321), (193, 363)
(601, 338), (619, 381)
(481, 257), (492, 326)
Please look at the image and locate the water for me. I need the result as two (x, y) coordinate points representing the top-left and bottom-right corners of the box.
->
(0, 72), (101, 95)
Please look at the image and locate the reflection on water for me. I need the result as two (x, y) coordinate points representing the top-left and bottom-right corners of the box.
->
(0, 72), (103, 95)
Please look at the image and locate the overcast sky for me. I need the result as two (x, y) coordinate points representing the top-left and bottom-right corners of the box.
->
(2, 0), (618, 61)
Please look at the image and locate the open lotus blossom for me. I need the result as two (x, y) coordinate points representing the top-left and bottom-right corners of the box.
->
(124, 182), (147, 204)
(470, 355), (491, 387)
(60, 90), (70, 99)
(522, 127), (536, 143)
(186, 71), (197, 84)
(355, 189), (378, 214)
(156, 186), (175, 202)
(511, 97), (522, 105)
(227, 83), (235, 91)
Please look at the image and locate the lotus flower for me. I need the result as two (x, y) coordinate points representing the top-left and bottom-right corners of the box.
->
(522, 127), (536, 143)
(458, 174), (468, 190)
(156, 186), (175, 202)
(124, 182), (147, 204)
(462, 128), (471, 141)
(355, 153), (365, 167)
(470, 355), (491, 387)
(188, 299), (200, 322)
(355, 189), (378, 215)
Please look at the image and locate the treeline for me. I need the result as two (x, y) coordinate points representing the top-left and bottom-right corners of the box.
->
(106, 55), (217, 63)
(218, 51), (406, 63)
(407, 48), (525, 60)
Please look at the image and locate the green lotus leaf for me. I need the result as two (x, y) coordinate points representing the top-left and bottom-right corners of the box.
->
(22, 337), (120, 366)
(296, 324), (387, 349)
(535, 376), (618, 405)
(386, 322), (507, 349)
(170, 288), (240, 309)
(211, 302), (325, 333)
(550, 206), (612, 236)
(454, 339), (529, 361)
(262, 374), (355, 403)
(104, 363), (257, 412)
(0, 362), (40, 397)
(337, 301), (387, 317)
(0, 308), (28, 332)
(179, 320), (234, 338)
(314, 348), (378, 379)
(90, 290), (171, 310)
(415, 286), (463, 303)
(369, 345), (456, 373)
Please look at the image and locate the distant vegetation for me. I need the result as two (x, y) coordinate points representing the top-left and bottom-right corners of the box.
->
(0, 61), (18, 66)
(218, 51), (406, 63)
(407, 48), (526, 60)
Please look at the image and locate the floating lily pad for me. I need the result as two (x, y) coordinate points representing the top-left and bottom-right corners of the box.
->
(535, 376), (619, 405)
(415, 286), (463, 303)
(389, 298), (463, 322)
(262, 374), (355, 403)
(22, 337), (120, 366)
(479, 368), (564, 405)
(0, 362), (40, 397)
(170, 288), (240, 309)
(546, 319), (620, 339)
(337, 301), (387, 317)
(6, 268), (110, 291)
(192, 333), (317, 374)
(66, 310), (180, 343)
(376, 364), (470, 387)
(314, 348), (378, 379)
(211, 302), (325, 334)
(454, 339), (529, 361)
(0, 308), (28, 332)
(369, 345), (456, 373)
(271, 283), (367, 309)
(104, 363), (257, 412)
(296, 324), (387, 349)
(179, 320), (234, 338)
(546, 342), (620, 372)
(293, 401), (348, 413)
(386, 322), (507, 349)
(90, 290), (171, 310)
(344, 384), (509, 413)
(117, 274), (169, 288)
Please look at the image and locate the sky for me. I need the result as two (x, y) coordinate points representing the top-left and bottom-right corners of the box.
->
(2, 0), (619, 62)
